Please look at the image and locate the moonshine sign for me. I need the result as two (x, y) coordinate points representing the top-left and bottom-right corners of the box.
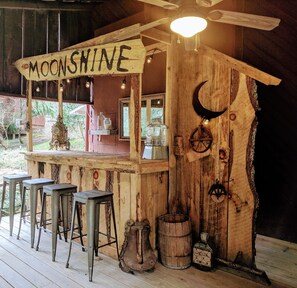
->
(15, 39), (146, 81)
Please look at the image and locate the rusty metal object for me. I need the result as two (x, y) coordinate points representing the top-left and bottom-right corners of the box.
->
(189, 124), (213, 153)
(208, 179), (227, 203)
(119, 219), (157, 273)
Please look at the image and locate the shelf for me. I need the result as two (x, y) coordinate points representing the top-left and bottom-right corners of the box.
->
(89, 129), (117, 136)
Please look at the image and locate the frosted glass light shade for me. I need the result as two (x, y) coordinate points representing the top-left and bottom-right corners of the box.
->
(170, 16), (207, 38)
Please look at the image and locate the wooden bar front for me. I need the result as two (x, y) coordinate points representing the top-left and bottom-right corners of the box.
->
(24, 151), (169, 257)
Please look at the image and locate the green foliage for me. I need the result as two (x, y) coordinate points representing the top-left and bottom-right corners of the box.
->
(7, 123), (18, 134)
(32, 101), (57, 118)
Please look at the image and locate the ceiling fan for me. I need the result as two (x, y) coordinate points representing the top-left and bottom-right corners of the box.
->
(137, 0), (280, 38)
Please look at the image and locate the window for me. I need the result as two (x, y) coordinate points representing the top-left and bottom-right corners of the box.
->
(119, 93), (165, 140)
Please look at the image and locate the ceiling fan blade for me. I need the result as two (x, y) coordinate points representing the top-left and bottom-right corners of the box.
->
(196, 0), (223, 8)
(207, 10), (280, 31)
(136, 0), (179, 10)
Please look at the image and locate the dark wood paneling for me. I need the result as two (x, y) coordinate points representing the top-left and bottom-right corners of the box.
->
(237, 0), (297, 243)
(3, 9), (22, 94)
(0, 8), (93, 103)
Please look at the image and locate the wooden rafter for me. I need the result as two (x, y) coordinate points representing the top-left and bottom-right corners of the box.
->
(65, 18), (170, 50)
(199, 45), (281, 86)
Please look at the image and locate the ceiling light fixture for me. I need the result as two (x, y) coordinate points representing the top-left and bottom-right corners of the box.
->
(170, 5), (207, 38)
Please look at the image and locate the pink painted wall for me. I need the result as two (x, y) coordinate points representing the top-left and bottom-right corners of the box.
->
(88, 52), (166, 154)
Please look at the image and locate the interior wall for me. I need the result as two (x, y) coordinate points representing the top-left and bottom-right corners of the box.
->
(236, 0), (297, 243)
(89, 51), (166, 154)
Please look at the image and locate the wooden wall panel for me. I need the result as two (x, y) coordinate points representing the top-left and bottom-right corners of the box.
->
(227, 73), (257, 266)
(171, 42), (260, 266)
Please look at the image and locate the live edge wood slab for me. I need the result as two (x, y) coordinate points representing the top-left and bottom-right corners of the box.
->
(24, 150), (169, 258)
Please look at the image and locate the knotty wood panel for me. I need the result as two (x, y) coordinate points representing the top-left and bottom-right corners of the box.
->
(170, 40), (260, 267)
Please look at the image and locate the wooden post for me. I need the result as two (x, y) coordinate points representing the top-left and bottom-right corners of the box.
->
(26, 80), (33, 152)
(58, 80), (63, 118)
(166, 38), (179, 213)
(129, 74), (142, 162)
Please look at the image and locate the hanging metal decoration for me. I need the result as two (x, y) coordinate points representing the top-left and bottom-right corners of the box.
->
(190, 81), (227, 153)
(208, 179), (227, 203)
(189, 123), (213, 153)
(49, 115), (70, 150)
(192, 80), (227, 121)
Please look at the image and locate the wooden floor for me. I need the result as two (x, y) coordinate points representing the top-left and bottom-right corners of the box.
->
(0, 215), (296, 288)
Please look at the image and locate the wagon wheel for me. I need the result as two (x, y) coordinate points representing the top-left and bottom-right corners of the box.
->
(189, 125), (213, 153)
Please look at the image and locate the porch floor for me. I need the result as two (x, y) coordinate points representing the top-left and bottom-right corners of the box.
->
(0, 215), (296, 288)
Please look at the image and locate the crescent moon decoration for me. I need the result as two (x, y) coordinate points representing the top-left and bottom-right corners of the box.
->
(192, 81), (227, 120)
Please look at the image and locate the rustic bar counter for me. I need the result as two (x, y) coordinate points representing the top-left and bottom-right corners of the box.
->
(24, 150), (169, 257)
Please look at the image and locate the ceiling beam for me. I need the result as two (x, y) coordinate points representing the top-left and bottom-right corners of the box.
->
(0, 1), (94, 11)
(141, 28), (171, 45)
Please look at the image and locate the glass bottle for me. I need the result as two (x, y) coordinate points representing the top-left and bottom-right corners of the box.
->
(104, 117), (112, 130)
(193, 232), (214, 271)
(97, 112), (105, 130)
(160, 123), (167, 146)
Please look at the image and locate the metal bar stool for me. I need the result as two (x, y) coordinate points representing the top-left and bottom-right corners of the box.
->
(0, 174), (32, 236)
(36, 183), (81, 262)
(66, 190), (119, 282)
(17, 178), (55, 248)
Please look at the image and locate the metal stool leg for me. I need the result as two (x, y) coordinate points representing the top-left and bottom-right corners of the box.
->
(36, 192), (47, 251)
(17, 186), (27, 240)
(0, 180), (7, 223)
(76, 203), (84, 250)
(110, 198), (119, 259)
(30, 187), (39, 248)
(66, 199), (78, 268)
(60, 193), (69, 242)
(51, 191), (60, 261)
(9, 180), (17, 236)
(86, 200), (96, 282)
(94, 203), (100, 257)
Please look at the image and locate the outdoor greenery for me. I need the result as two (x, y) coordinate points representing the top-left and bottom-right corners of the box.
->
(32, 101), (86, 140)
(0, 99), (86, 174)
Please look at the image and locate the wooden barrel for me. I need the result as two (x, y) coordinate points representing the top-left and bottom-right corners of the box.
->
(158, 214), (192, 269)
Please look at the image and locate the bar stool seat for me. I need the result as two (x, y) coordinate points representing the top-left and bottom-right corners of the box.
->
(17, 178), (55, 248)
(0, 174), (32, 236)
(36, 183), (78, 262)
(66, 189), (119, 282)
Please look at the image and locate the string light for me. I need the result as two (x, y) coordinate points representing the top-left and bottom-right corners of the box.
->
(85, 80), (91, 88)
(121, 77), (126, 89)
(36, 85), (40, 92)
(146, 48), (162, 64)
(66, 78), (71, 83)
(59, 83), (64, 92)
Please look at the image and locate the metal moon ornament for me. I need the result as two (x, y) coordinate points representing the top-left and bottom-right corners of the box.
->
(189, 80), (227, 153)
(192, 81), (227, 120)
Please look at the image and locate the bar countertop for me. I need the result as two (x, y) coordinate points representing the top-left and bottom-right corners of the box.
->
(23, 150), (169, 174)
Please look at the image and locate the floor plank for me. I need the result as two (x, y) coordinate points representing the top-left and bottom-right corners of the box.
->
(0, 215), (296, 288)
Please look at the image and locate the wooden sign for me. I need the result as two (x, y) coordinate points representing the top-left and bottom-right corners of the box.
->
(14, 39), (146, 81)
